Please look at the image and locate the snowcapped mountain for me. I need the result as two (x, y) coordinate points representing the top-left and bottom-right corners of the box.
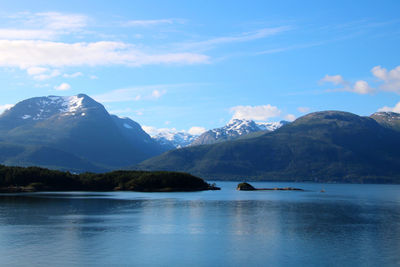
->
(0, 94), (167, 172)
(148, 129), (198, 149)
(190, 119), (289, 146)
(257, 121), (288, 131)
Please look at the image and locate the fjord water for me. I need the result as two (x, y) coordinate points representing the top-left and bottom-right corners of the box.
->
(0, 182), (399, 266)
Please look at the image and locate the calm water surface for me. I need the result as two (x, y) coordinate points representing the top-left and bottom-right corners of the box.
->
(0, 181), (400, 266)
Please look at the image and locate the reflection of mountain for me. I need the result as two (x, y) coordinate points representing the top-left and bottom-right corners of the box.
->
(138, 111), (400, 183)
(0, 94), (167, 172)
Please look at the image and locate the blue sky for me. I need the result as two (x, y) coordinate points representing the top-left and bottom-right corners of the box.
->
(0, 0), (399, 135)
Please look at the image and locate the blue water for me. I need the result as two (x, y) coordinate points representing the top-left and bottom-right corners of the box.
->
(0, 181), (400, 266)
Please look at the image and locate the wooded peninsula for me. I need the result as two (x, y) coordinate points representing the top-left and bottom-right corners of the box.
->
(0, 165), (220, 193)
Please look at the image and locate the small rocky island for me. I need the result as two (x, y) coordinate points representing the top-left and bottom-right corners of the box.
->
(237, 182), (303, 191)
(0, 165), (220, 193)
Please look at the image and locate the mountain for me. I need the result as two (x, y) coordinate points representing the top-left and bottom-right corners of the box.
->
(190, 119), (288, 146)
(151, 130), (198, 149)
(0, 94), (166, 172)
(137, 111), (400, 183)
(370, 112), (400, 132)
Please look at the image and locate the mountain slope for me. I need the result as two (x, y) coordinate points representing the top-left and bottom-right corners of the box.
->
(371, 112), (400, 132)
(137, 111), (400, 183)
(0, 94), (166, 171)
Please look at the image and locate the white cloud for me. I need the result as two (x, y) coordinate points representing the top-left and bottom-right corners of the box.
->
(230, 105), (281, 121)
(297, 107), (310, 113)
(89, 75), (98, 79)
(63, 72), (83, 78)
(353, 80), (374, 94)
(188, 126), (206, 135)
(378, 101), (400, 113)
(285, 114), (296, 121)
(0, 104), (13, 114)
(54, 82), (71, 91)
(321, 65), (400, 95)
(124, 19), (176, 27)
(321, 74), (374, 94)
(372, 65), (400, 93)
(0, 40), (209, 69)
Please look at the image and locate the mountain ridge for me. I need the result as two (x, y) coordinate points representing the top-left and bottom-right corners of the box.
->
(137, 110), (400, 183)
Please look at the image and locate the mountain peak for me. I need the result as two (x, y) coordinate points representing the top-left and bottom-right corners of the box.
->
(1, 94), (105, 121)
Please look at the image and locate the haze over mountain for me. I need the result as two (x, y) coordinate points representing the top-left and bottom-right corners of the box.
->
(0, 94), (167, 172)
(138, 111), (400, 183)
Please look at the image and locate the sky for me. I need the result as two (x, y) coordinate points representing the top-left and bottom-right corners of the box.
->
(0, 0), (399, 135)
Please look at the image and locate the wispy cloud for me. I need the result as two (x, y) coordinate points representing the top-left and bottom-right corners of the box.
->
(0, 40), (209, 69)
(0, 12), (89, 40)
(257, 41), (324, 55)
(123, 19), (183, 27)
(63, 72), (83, 78)
(94, 84), (189, 103)
(179, 26), (291, 51)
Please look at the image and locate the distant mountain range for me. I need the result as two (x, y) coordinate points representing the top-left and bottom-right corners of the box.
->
(0, 94), (167, 172)
(2, 93), (400, 184)
(150, 119), (288, 148)
(191, 119), (288, 146)
(138, 111), (400, 183)
(151, 130), (198, 149)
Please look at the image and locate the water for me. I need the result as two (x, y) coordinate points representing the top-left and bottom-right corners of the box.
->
(0, 181), (400, 266)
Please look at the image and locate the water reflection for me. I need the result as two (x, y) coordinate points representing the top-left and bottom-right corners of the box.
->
(0, 183), (399, 266)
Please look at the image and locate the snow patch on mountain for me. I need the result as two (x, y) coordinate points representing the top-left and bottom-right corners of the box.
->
(123, 123), (133, 129)
(13, 94), (91, 121)
(143, 127), (198, 148)
(257, 121), (287, 131)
